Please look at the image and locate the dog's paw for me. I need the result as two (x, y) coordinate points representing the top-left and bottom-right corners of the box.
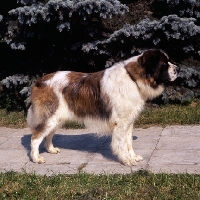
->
(123, 155), (143, 166)
(121, 158), (137, 166)
(38, 155), (46, 164)
(32, 155), (46, 164)
(31, 151), (46, 163)
(48, 147), (61, 154)
(133, 154), (143, 162)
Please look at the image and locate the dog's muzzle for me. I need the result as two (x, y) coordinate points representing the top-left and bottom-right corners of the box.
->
(168, 62), (180, 82)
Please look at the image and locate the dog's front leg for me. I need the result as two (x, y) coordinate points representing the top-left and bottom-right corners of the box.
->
(126, 126), (143, 163)
(111, 121), (143, 166)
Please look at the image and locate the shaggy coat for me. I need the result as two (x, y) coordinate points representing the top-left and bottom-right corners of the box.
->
(27, 49), (179, 166)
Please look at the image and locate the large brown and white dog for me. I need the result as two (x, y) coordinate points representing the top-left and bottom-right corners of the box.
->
(27, 49), (179, 166)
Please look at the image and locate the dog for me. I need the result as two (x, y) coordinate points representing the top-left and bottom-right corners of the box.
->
(27, 49), (179, 166)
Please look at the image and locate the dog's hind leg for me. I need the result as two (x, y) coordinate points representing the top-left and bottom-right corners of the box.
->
(44, 130), (61, 154)
(31, 132), (46, 164)
(30, 115), (60, 163)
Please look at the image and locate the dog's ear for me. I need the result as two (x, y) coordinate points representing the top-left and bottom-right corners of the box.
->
(139, 49), (167, 75)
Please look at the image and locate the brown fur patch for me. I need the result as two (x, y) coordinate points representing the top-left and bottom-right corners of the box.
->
(125, 60), (145, 82)
(30, 83), (59, 138)
(62, 71), (111, 120)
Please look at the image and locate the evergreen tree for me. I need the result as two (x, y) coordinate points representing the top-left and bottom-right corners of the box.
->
(0, 0), (200, 110)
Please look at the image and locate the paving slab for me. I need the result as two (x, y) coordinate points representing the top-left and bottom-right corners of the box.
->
(83, 149), (150, 174)
(23, 150), (91, 175)
(0, 125), (200, 175)
(147, 149), (200, 174)
(0, 149), (29, 172)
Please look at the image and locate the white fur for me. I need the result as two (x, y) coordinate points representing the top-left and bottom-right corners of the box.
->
(136, 81), (164, 101)
(123, 55), (140, 65)
(45, 71), (71, 88)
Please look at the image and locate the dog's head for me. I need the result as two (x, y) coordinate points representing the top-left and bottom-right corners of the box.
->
(139, 49), (180, 83)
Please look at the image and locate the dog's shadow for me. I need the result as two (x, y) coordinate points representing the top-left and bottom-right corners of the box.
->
(21, 132), (138, 163)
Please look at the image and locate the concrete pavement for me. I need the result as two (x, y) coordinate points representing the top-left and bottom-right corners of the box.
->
(0, 125), (200, 175)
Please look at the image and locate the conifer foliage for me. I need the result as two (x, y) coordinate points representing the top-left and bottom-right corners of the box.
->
(153, 0), (200, 24)
(0, 0), (200, 110)
(83, 14), (200, 64)
(6, 0), (128, 50)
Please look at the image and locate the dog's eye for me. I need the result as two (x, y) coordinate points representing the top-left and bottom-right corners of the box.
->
(162, 62), (168, 67)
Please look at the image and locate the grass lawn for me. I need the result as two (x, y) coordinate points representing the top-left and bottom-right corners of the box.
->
(135, 99), (200, 128)
(0, 100), (200, 199)
(0, 171), (200, 199)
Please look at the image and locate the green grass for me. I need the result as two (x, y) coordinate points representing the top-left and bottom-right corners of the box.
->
(135, 100), (200, 128)
(0, 99), (200, 128)
(63, 120), (85, 129)
(0, 109), (26, 128)
(0, 170), (200, 199)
